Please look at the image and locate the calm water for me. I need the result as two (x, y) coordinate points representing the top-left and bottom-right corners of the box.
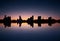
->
(0, 23), (60, 41)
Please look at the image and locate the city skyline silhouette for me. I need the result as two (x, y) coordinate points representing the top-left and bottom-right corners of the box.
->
(0, 15), (60, 27)
(0, 0), (60, 41)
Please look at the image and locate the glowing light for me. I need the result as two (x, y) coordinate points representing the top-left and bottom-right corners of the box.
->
(0, 12), (60, 20)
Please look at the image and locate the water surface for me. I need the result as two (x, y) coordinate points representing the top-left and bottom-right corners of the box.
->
(0, 23), (60, 41)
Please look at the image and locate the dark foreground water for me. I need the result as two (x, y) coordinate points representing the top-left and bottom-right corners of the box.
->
(0, 23), (60, 41)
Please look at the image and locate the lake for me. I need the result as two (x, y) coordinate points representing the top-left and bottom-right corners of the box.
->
(0, 23), (60, 41)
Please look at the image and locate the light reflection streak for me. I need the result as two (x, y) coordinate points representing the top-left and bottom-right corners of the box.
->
(0, 23), (60, 28)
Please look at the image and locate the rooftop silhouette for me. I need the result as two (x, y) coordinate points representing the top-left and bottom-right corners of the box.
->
(0, 15), (60, 27)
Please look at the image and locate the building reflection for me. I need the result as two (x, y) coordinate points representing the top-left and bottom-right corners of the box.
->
(0, 15), (60, 28)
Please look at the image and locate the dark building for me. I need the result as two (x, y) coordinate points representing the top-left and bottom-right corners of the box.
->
(38, 16), (41, 20)
(3, 15), (11, 23)
(27, 15), (34, 27)
(3, 15), (11, 27)
(48, 17), (52, 20)
(48, 17), (52, 26)
(19, 16), (22, 20)
(17, 16), (22, 23)
(37, 16), (41, 23)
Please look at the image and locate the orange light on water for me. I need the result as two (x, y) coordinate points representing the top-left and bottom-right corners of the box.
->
(11, 23), (19, 27)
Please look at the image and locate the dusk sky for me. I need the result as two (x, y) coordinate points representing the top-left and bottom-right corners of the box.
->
(0, 0), (60, 41)
(0, 0), (60, 19)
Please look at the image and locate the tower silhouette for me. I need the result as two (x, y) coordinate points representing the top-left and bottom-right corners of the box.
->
(37, 16), (41, 26)
(3, 15), (11, 27)
(17, 16), (22, 27)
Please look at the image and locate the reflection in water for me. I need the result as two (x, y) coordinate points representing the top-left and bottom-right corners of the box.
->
(0, 22), (60, 28)
(0, 15), (60, 27)
(0, 23), (60, 41)
(0, 23), (60, 33)
(0, 15), (60, 41)
(0, 23), (60, 28)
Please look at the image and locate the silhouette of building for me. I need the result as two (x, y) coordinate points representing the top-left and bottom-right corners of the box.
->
(3, 15), (11, 27)
(3, 15), (11, 22)
(38, 16), (41, 20)
(37, 16), (41, 22)
(0, 15), (60, 27)
(48, 17), (52, 21)
(17, 16), (22, 23)
(27, 15), (34, 27)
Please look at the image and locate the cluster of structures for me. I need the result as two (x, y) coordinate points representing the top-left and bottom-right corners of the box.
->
(0, 15), (60, 27)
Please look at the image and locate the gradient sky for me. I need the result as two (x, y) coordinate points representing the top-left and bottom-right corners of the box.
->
(0, 0), (60, 20)
(0, 1), (60, 41)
